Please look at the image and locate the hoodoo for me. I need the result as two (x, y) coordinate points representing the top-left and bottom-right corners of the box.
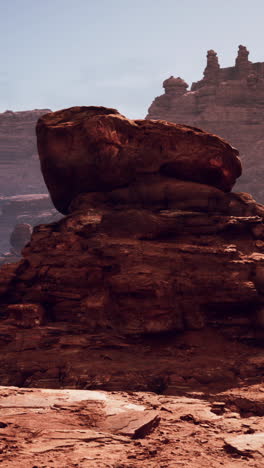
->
(0, 106), (263, 391)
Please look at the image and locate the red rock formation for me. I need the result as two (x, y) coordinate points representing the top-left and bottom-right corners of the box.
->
(147, 45), (264, 202)
(0, 106), (263, 391)
(0, 108), (263, 468)
(36, 107), (241, 214)
(203, 49), (220, 83)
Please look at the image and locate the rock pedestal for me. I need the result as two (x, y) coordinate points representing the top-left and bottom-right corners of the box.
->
(0, 106), (263, 389)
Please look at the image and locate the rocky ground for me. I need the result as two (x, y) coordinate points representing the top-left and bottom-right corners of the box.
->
(0, 318), (263, 466)
(0, 377), (263, 467)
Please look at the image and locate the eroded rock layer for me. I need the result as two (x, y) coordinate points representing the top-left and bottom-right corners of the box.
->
(147, 45), (264, 202)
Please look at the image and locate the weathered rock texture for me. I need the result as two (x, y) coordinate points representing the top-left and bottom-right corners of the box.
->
(147, 45), (264, 202)
(36, 106), (241, 213)
(0, 109), (51, 196)
(0, 106), (264, 390)
(0, 384), (263, 467)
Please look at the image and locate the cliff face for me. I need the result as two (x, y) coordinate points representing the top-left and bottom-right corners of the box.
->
(147, 45), (264, 202)
(0, 109), (51, 196)
(0, 107), (263, 389)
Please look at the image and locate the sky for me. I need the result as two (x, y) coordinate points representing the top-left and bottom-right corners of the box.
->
(1, 0), (264, 118)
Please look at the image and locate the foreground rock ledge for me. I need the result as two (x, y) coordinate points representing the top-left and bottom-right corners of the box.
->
(36, 106), (241, 213)
(0, 385), (263, 467)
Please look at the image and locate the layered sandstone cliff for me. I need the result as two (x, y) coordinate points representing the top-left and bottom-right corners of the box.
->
(147, 45), (264, 202)
(0, 107), (263, 390)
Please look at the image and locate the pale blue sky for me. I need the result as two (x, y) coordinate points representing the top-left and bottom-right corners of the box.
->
(1, 0), (264, 118)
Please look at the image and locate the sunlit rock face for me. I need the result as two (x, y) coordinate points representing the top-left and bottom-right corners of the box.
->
(147, 45), (264, 202)
(0, 106), (264, 388)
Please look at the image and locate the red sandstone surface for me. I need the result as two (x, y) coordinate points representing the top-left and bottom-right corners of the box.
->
(147, 45), (264, 202)
(0, 381), (263, 467)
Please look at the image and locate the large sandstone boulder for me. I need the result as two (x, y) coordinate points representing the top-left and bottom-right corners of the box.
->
(36, 106), (241, 214)
(0, 109), (51, 197)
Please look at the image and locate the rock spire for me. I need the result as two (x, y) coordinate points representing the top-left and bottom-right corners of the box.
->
(203, 49), (220, 82)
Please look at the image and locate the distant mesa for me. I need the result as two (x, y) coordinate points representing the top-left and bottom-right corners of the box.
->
(0, 108), (55, 257)
(0, 108), (51, 196)
(147, 45), (264, 202)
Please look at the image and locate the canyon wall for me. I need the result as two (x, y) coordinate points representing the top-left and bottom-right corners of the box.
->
(147, 45), (264, 202)
(0, 109), (51, 196)
(0, 109), (62, 257)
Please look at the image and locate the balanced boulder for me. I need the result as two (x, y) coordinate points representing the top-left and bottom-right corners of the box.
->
(36, 106), (242, 214)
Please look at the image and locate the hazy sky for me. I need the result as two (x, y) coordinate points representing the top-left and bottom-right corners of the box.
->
(1, 0), (264, 118)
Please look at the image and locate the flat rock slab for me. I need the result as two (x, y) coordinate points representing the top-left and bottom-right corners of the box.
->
(103, 409), (160, 438)
(0, 387), (158, 441)
(0, 387), (145, 415)
(225, 433), (264, 456)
